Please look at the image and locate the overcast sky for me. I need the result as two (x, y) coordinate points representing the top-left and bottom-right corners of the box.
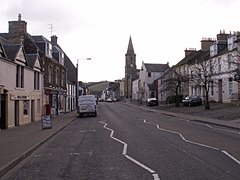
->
(1, 0), (239, 82)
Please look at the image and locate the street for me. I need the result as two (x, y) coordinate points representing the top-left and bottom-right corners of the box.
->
(3, 102), (240, 180)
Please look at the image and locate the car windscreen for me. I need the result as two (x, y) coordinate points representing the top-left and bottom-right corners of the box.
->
(80, 98), (94, 103)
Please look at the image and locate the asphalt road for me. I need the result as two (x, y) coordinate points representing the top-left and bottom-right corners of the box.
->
(3, 102), (240, 180)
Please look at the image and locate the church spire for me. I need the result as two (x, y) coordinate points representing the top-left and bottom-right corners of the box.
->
(127, 36), (135, 54)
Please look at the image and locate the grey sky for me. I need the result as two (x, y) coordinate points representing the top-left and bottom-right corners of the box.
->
(1, 0), (240, 82)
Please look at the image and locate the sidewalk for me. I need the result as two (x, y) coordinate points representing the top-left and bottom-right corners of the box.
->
(126, 102), (240, 131)
(0, 110), (78, 177)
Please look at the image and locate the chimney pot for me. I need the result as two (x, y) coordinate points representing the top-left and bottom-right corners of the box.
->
(18, 13), (21, 21)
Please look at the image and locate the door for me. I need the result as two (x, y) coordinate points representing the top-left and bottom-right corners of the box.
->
(0, 95), (6, 130)
(15, 101), (19, 126)
(31, 100), (35, 122)
(218, 79), (223, 103)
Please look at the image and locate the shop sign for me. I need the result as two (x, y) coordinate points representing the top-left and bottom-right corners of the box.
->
(11, 94), (30, 100)
(41, 115), (52, 130)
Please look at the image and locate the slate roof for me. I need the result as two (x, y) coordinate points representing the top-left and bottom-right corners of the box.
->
(147, 84), (155, 91)
(64, 54), (77, 83)
(126, 36), (135, 55)
(32, 35), (51, 43)
(144, 63), (169, 72)
(176, 50), (210, 66)
(26, 54), (38, 68)
(2, 43), (22, 61)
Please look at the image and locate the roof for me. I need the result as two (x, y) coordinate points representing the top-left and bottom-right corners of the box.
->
(2, 43), (22, 61)
(32, 35), (51, 43)
(147, 84), (155, 91)
(64, 54), (77, 83)
(26, 54), (38, 68)
(126, 36), (135, 55)
(144, 63), (169, 72)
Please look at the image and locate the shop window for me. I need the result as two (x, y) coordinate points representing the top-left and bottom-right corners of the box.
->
(23, 100), (29, 115)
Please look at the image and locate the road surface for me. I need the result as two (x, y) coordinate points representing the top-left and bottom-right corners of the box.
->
(3, 102), (240, 180)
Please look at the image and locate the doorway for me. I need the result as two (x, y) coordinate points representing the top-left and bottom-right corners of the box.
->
(31, 100), (35, 122)
(218, 79), (223, 103)
(15, 101), (19, 126)
(0, 95), (6, 130)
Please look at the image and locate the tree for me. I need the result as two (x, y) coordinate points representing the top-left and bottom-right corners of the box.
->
(189, 58), (216, 110)
(163, 68), (188, 107)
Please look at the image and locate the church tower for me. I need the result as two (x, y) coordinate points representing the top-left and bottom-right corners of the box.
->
(124, 36), (137, 99)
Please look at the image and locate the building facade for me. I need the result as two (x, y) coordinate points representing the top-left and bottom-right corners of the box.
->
(0, 37), (43, 129)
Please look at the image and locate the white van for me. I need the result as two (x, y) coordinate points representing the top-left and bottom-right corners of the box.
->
(77, 95), (97, 117)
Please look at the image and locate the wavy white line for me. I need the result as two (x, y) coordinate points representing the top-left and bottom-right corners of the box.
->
(143, 119), (240, 166)
(99, 121), (160, 180)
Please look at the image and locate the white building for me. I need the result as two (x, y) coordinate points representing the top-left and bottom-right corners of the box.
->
(139, 61), (169, 102)
(0, 37), (43, 129)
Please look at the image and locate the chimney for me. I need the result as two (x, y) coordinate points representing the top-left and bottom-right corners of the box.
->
(185, 48), (196, 57)
(51, 35), (58, 45)
(8, 13), (27, 43)
(201, 38), (215, 51)
(216, 29), (230, 41)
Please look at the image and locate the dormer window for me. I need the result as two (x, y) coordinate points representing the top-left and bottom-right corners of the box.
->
(46, 42), (52, 58)
(59, 52), (64, 65)
(210, 43), (217, 57)
(227, 35), (237, 51)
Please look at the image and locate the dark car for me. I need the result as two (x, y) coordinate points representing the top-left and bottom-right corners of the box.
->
(182, 95), (202, 106)
(147, 98), (158, 106)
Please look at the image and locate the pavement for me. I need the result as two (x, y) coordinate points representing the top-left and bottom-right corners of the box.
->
(0, 111), (78, 177)
(0, 103), (240, 177)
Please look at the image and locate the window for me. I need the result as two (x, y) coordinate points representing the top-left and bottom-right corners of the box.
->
(56, 68), (59, 85)
(218, 57), (221, 72)
(228, 54), (233, 70)
(34, 71), (40, 90)
(49, 66), (53, 83)
(211, 81), (214, 96)
(61, 70), (65, 87)
(59, 52), (64, 65)
(16, 65), (24, 88)
(23, 100), (29, 115)
(183, 66), (186, 76)
(0, 45), (4, 57)
(148, 72), (151, 77)
(37, 99), (40, 113)
(46, 42), (52, 57)
(229, 78), (233, 96)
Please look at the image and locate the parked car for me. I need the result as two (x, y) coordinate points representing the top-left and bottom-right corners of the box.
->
(77, 95), (97, 117)
(106, 98), (113, 102)
(147, 98), (158, 106)
(182, 95), (202, 106)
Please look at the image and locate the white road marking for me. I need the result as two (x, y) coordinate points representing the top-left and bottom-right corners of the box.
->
(144, 119), (240, 166)
(79, 130), (96, 133)
(70, 150), (93, 156)
(99, 121), (160, 180)
(221, 150), (240, 165)
(34, 154), (52, 157)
